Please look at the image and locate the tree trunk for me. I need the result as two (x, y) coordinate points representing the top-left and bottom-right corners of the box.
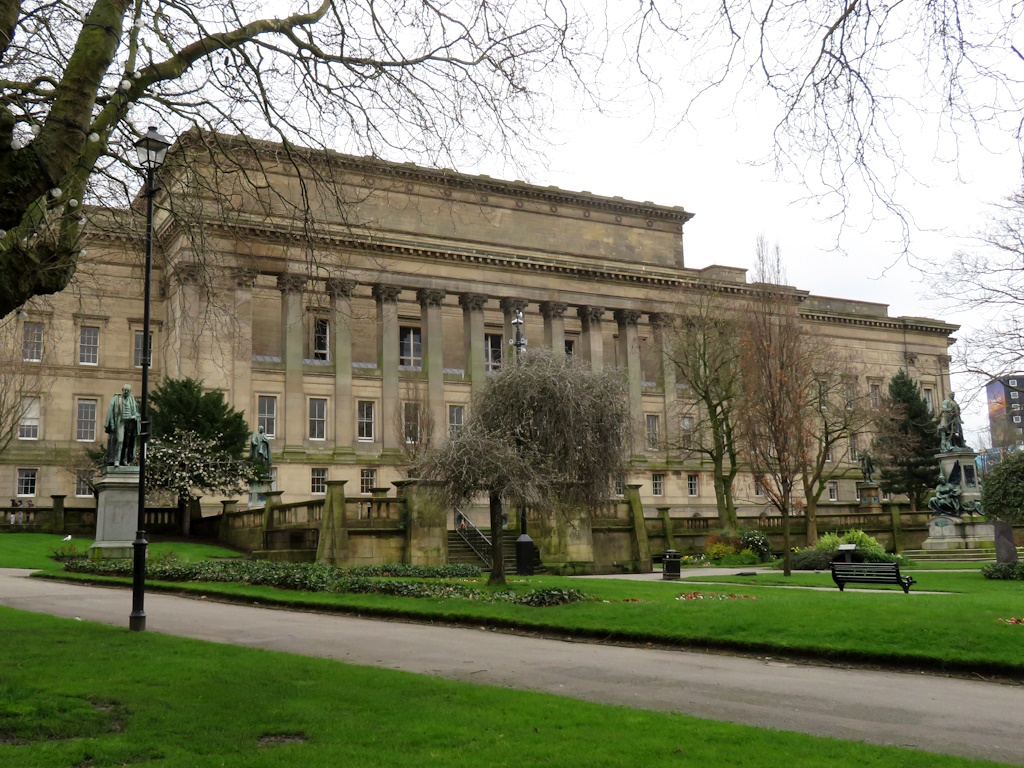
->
(804, 494), (818, 546)
(488, 491), (505, 586)
(782, 507), (792, 576)
(712, 456), (738, 532)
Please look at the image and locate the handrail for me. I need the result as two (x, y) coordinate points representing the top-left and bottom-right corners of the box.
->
(454, 509), (492, 569)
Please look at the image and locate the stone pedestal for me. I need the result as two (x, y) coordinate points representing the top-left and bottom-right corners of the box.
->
(922, 514), (965, 551)
(89, 467), (140, 560)
(248, 482), (271, 508)
(857, 482), (882, 513)
(937, 449), (981, 508)
(962, 516), (996, 549)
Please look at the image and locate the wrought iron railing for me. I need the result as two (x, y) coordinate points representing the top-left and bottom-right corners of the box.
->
(454, 509), (492, 568)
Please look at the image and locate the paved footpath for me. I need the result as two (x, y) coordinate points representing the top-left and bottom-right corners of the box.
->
(2, 568), (1023, 766)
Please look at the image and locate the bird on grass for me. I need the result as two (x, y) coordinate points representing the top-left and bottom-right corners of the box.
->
(62, 535), (72, 541)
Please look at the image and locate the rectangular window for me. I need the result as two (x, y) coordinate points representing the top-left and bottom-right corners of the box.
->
(22, 321), (43, 361)
(357, 401), (375, 441)
(310, 468), (328, 494)
(1015, 415), (1022, 424)
(360, 468), (377, 495)
(882, 491), (891, 502)
(827, 481), (838, 501)
(614, 477), (624, 496)
(484, 333), (503, 372)
(645, 414), (660, 450)
(399, 326), (422, 368)
(870, 383), (881, 408)
(18, 397), (39, 440)
(257, 396), (277, 438)
(308, 398), (327, 440)
(17, 468), (37, 497)
(652, 473), (664, 497)
(923, 388), (934, 413)
(133, 330), (153, 368)
(680, 415), (693, 446)
(448, 404), (464, 436)
(75, 471), (93, 497)
(850, 434), (860, 461)
(687, 474), (699, 497)
(824, 443), (833, 463)
(313, 318), (330, 361)
(564, 338), (576, 357)
(79, 326), (99, 365)
(403, 401), (420, 444)
(754, 476), (765, 497)
(845, 382), (856, 410)
(1013, 404), (1021, 412)
(76, 398), (97, 441)
(269, 467), (278, 492)
(1012, 391), (1020, 400)
(1010, 379), (1018, 387)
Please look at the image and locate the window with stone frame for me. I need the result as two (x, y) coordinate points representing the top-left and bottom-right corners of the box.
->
(308, 398), (327, 440)
(22, 321), (42, 362)
(399, 326), (422, 369)
(76, 398), (97, 441)
(564, 338), (576, 356)
(75, 471), (94, 497)
(257, 395), (277, 438)
(645, 414), (660, 450)
(403, 401), (420, 444)
(448, 404), (464, 436)
(133, 330), (153, 368)
(79, 326), (99, 365)
(827, 480), (839, 501)
(18, 397), (39, 440)
(484, 333), (503, 372)
(360, 468), (377, 495)
(652, 473), (664, 496)
(310, 468), (328, 494)
(357, 400), (375, 441)
(687, 474), (699, 497)
(312, 318), (330, 361)
(17, 468), (37, 496)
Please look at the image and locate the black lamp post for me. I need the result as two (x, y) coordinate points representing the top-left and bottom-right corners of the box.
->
(511, 310), (534, 575)
(129, 126), (172, 632)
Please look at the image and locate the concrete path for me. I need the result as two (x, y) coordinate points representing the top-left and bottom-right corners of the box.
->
(2, 569), (1022, 766)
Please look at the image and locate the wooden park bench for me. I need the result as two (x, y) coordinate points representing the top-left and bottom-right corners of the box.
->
(830, 561), (915, 593)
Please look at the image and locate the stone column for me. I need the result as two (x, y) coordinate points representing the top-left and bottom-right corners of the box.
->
(231, 269), (256, 425)
(373, 284), (402, 452)
(459, 293), (487, 390)
(170, 263), (205, 381)
(500, 298), (529, 363)
(577, 305), (605, 372)
(615, 310), (643, 435)
(540, 301), (567, 353)
(650, 313), (676, 446)
(417, 289), (447, 443)
(328, 278), (356, 455)
(278, 274), (307, 454)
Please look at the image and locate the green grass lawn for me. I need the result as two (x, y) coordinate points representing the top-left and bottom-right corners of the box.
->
(5, 533), (1024, 673)
(0, 607), (1009, 768)
(0, 533), (241, 571)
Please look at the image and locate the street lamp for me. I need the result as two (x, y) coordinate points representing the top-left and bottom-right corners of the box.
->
(510, 310), (533, 575)
(130, 126), (172, 632)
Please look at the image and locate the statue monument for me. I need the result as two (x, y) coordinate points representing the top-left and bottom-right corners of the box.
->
(248, 425), (273, 507)
(938, 391), (966, 452)
(104, 384), (140, 467)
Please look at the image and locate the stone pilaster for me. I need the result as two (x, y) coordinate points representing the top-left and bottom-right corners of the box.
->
(417, 289), (447, 443)
(500, 298), (529, 363)
(373, 284), (402, 452)
(328, 278), (356, 455)
(649, 312), (676, 445)
(577, 305), (605, 372)
(540, 301), (568, 353)
(615, 309), (643, 443)
(168, 263), (204, 380)
(460, 293), (487, 390)
(231, 268), (256, 428)
(277, 274), (307, 454)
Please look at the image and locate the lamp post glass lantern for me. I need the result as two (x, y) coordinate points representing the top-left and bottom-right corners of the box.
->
(129, 126), (172, 632)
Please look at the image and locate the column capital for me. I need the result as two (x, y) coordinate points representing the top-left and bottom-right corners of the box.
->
(614, 309), (642, 327)
(499, 297), (529, 314)
(648, 312), (673, 330)
(326, 277), (357, 298)
(372, 283), (401, 303)
(230, 267), (257, 288)
(417, 288), (446, 308)
(459, 293), (487, 312)
(577, 305), (605, 324)
(539, 301), (568, 319)
(276, 273), (307, 293)
(174, 263), (203, 285)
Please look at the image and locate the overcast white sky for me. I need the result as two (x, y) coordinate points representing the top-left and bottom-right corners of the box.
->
(483, 62), (1023, 447)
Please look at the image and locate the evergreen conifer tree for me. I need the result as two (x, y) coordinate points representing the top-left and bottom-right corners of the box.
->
(874, 370), (940, 510)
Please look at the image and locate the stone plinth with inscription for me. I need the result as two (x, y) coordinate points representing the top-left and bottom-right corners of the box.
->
(89, 466), (140, 560)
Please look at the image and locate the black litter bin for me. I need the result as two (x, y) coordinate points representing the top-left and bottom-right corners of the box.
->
(662, 549), (682, 580)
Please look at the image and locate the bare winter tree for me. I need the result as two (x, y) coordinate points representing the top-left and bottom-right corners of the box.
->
(663, 287), (742, 531)
(627, 2), (1024, 236)
(0, 314), (50, 460)
(415, 347), (631, 585)
(0, 0), (591, 319)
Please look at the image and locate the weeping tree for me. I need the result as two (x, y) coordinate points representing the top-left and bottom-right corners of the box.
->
(416, 347), (632, 585)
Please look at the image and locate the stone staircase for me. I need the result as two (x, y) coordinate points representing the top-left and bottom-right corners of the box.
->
(446, 531), (540, 574)
(901, 547), (1023, 563)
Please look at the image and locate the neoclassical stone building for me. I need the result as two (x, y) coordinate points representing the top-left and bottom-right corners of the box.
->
(3, 134), (957, 521)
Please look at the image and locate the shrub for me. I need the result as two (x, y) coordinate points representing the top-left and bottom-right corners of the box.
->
(739, 529), (772, 562)
(813, 532), (843, 552)
(515, 588), (588, 607)
(838, 529), (888, 558)
(790, 548), (833, 571)
(982, 562), (1024, 580)
(715, 549), (759, 566)
(705, 542), (737, 560)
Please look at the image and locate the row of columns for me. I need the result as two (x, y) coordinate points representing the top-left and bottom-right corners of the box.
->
(269, 275), (677, 454)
